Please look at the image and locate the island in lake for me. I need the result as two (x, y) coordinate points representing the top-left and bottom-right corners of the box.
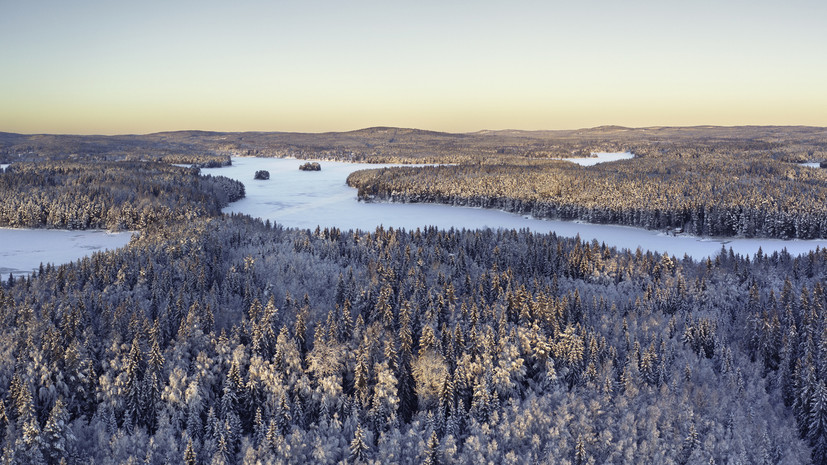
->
(299, 161), (321, 171)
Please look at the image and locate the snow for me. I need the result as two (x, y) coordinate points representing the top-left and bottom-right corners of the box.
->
(0, 164), (9, 172)
(203, 157), (827, 260)
(0, 228), (134, 276)
(4, 154), (824, 275)
(556, 151), (634, 166)
(801, 162), (822, 168)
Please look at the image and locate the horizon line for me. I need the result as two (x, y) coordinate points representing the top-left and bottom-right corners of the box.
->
(3, 123), (827, 138)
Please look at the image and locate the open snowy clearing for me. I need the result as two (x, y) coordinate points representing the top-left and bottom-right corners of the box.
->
(556, 151), (634, 166)
(0, 228), (134, 276)
(203, 157), (827, 259)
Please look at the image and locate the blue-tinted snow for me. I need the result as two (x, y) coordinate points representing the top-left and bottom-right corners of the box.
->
(0, 228), (134, 276)
(203, 157), (827, 260)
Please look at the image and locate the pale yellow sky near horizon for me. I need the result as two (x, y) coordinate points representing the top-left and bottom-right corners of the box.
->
(1, 0), (825, 135)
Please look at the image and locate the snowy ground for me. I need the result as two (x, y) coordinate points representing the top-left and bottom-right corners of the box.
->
(0, 228), (134, 276)
(0, 164), (9, 172)
(203, 157), (827, 260)
(555, 151), (634, 166)
(801, 162), (822, 168)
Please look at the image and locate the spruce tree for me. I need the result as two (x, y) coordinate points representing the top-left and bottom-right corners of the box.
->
(41, 398), (73, 465)
(349, 423), (369, 463)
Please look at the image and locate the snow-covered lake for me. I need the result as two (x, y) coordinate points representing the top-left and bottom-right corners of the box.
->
(0, 228), (134, 277)
(203, 157), (827, 259)
(557, 151), (634, 166)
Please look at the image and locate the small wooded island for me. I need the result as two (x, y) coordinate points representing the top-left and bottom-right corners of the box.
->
(299, 161), (321, 171)
(253, 170), (270, 180)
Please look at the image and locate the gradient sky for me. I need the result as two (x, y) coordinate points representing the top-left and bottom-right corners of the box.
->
(1, 0), (825, 134)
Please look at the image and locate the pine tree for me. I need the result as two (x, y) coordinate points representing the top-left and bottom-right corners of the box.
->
(377, 284), (395, 329)
(574, 434), (587, 465)
(295, 305), (308, 354)
(678, 423), (700, 465)
(275, 391), (292, 436)
(809, 380), (827, 465)
(41, 398), (73, 465)
(423, 430), (440, 465)
(124, 334), (144, 431)
(419, 325), (438, 358)
(184, 438), (197, 465)
(470, 376), (491, 423)
(143, 371), (161, 433)
(0, 401), (7, 447)
(439, 374), (455, 420)
(9, 371), (32, 423)
(796, 363), (817, 437)
(13, 414), (45, 465)
(350, 423), (369, 463)
(252, 407), (265, 448)
(214, 431), (230, 465)
(370, 360), (399, 434)
(354, 345), (370, 407)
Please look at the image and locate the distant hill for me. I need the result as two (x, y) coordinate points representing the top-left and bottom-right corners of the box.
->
(2, 125), (826, 164)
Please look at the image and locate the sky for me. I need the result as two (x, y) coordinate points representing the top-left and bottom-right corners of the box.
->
(1, 0), (825, 134)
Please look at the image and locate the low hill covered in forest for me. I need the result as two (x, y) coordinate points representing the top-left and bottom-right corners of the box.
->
(3, 125), (826, 164)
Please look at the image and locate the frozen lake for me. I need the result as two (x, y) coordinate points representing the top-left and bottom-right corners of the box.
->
(0, 228), (134, 277)
(557, 151), (634, 166)
(203, 157), (827, 259)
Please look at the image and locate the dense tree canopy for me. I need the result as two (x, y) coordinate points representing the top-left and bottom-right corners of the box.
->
(0, 161), (243, 230)
(0, 214), (821, 463)
(348, 145), (827, 239)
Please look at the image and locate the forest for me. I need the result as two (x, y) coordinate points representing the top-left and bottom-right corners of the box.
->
(4, 126), (826, 165)
(9, 126), (827, 239)
(0, 161), (244, 230)
(347, 141), (827, 239)
(2, 127), (827, 463)
(2, 214), (827, 464)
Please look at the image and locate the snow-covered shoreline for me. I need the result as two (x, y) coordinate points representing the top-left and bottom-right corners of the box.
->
(203, 156), (827, 260)
(554, 151), (634, 166)
(4, 152), (824, 276)
(0, 227), (134, 276)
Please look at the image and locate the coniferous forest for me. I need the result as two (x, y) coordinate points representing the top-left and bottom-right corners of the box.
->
(346, 144), (827, 240)
(2, 127), (827, 464)
(0, 162), (243, 230)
